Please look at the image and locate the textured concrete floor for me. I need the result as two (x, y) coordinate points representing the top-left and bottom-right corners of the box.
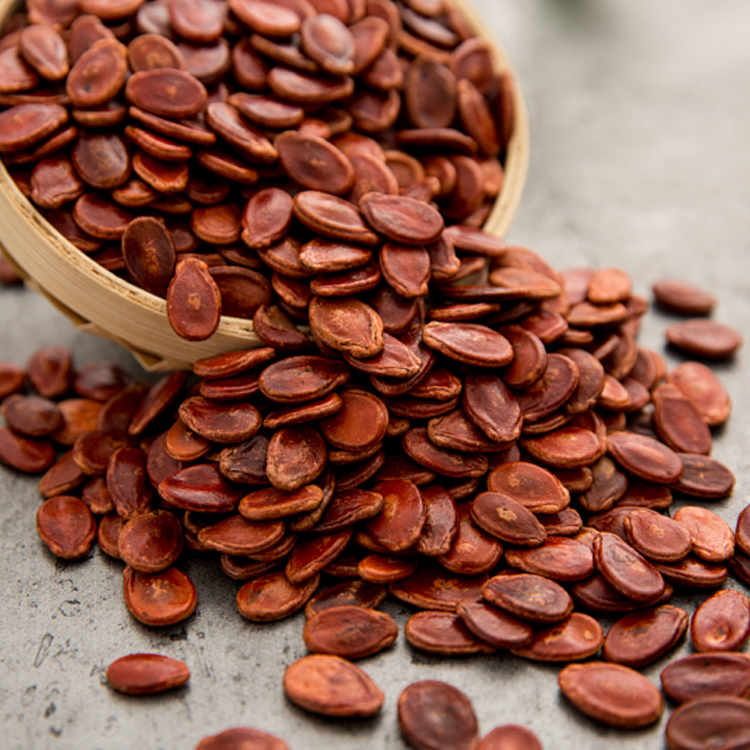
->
(1, 1), (750, 748)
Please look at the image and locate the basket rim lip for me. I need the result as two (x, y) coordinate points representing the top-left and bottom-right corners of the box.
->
(0, 0), (530, 369)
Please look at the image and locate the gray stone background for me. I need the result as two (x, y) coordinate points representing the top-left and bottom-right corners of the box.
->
(1, 1), (750, 747)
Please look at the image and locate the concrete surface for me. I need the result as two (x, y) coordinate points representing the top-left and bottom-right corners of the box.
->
(1, 1), (750, 747)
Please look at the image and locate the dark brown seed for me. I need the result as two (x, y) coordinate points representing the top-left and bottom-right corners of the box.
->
(691, 589), (750, 652)
(653, 556), (728, 589)
(240, 188), (293, 251)
(607, 431), (684, 484)
(483, 573), (573, 624)
(558, 662), (664, 728)
(195, 727), (290, 750)
(239, 484), (322, 521)
(456, 601), (533, 649)
(106, 653), (189, 695)
(36, 495), (96, 559)
(405, 610), (495, 656)
(66, 38), (128, 108)
(403, 427), (488, 478)
(158, 463), (243, 512)
(39, 450), (85, 498)
(293, 190), (379, 245)
(652, 278), (716, 315)
(653, 383), (712, 455)
(283, 654), (383, 717)
(107, 446), (153, 519)
(674, 506), (735, 562)
(19, 23), (68, 81)
(505, 537), (595, 582)
(602, 605), (689, 668)
(286, 529), (352, 583)
(265, 425), (326, 491)
(73, 194), (135, 240)
(578, 456), (627, 513)
(123, 565), (198, 626)
(30, 155), (84, 208)
(478, 725), (542, 750)
(422, 321), (513, 368)
(594, 532), (665, 602)
(73, 430), (129, 476)
(303, 605), (397, 659)
(1, 394), (62, 437)
(259, 355), (350, 403)
(121, 216), (176, 297)
(117, 509), (183, 573)
(671, 453), (736, 499)
(166, 257), (222, 341)
(97, 514), (125, 558)
(300, 14), (354, 75)
(668, 361), (732, 426)
(128, 35), (185, 76)
(471, 491), (546, 547)
(511, 612), (604, 662)
(487, 462), (570, 515)
(665, 697), (750, 750)
(236, 569), (319, 621)
(667, 318), (743, 359)
(438, 501), (503, 575)
(661, 652), (750, 704)
(398, 680), (479, 750)
(389, 567), (487, 612)
(360, 192), (444, 245)
(363, 478), (424, 552)
(624, 509), (693, 563)
(358, 554), (417, 583)
(309, 296), (384, 358)
(0, 426), (56, 473)
(126, 68), (207, 119)
(198, 514), (285, 556)
(404, 56), (457, 129)
(319, 389), (387, 452)
(414, 485), (458, 557)
(516, 353), (579, 422)
(130, 372), (188, 437)
(522, 426), (603, 470)
(177, 396), (260, 445)
(311, 488), (383, 532)
(461, 372), (521, 444)
(305, 580), (387, 619)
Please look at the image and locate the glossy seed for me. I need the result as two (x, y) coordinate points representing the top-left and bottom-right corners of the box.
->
(284, 654), (383, 717)
(36, 495), (96, 559)
(660, 652), (750, 704)
(607, 431), (684, 484)
(303, 605), (397, 659)
(594, 532), (665, 603)
(674, 506), (735, 562)
(666, 318), (743, 359)
(123, 565), (198, 626)
(237, 571), (319, 622)
(389, 567), (487, 612)
(511, 612), (604, 662)
(665, 697), (750, 750)
(483, 573), (573, 624)
(691, 589), (750, 652)
(106, 653), (189, 695)
(558, 662), (664, 728)
(602, 605), (689, 668)
(398, 680), (479, 750)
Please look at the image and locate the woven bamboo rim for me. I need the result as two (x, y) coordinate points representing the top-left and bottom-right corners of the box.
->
(0, 0), (530, 372)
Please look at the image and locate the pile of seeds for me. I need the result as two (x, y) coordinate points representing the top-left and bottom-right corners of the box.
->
(0, 0), (514, 341)
(0, 246), (746, 747)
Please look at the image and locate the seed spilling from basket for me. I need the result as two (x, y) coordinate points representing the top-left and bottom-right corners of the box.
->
(0, 0), (517, 345)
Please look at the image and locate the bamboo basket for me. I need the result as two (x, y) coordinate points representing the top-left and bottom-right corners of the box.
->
(0, 0), (530, 372)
